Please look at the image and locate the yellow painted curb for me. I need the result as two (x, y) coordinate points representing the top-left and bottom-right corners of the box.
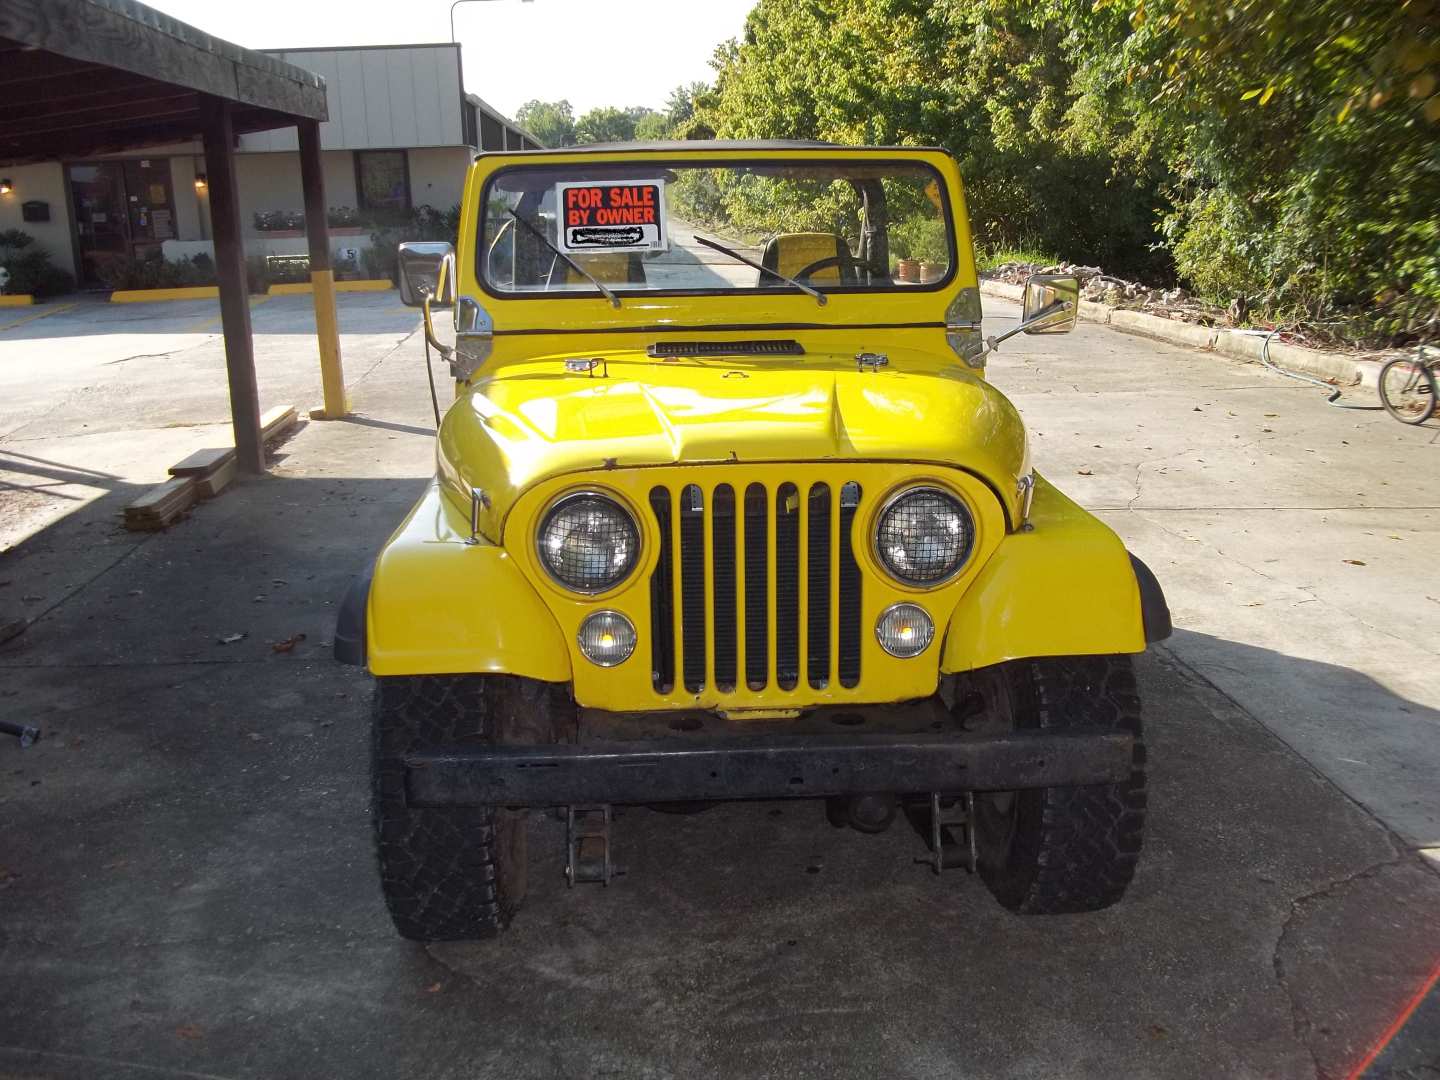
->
(266, 279), (394, 296)
(110, 286), (220, 303)
(0, 294), (36, 307)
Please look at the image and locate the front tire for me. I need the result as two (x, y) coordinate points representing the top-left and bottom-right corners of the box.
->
(1379, 356), (1437, 425)
(371, 676), (544, 941)
(973, 655), (1147, 914)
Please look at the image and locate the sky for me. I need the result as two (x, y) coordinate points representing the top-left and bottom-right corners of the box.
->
(145, 0), (754, 119)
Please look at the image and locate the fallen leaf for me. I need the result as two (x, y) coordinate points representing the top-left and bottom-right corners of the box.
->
(271, 633), (307, 654)
(217, 633), (246, 645)
(1343, 559), (1366, 566)
(424, 982), (443, 994)
(1077, 468), (1093, 475)
(1265, 412), (1279, 417)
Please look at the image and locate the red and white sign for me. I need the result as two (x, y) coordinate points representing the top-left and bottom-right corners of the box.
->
(556, 179), (667, 253)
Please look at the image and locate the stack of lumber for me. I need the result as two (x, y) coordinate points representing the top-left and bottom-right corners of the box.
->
(121, 404), (299, 532)
(169, 446), (237, 499)
(122, 477), (197, 531)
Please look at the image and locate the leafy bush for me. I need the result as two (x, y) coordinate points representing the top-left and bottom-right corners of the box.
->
(890, 216), (950, 265)
(96, 254), (217, 291)
(363, 204), (462, 283)
(0, 230), (75, 297)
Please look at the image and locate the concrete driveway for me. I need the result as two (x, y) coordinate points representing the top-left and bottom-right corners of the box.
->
(0, 295), (1436, 1079)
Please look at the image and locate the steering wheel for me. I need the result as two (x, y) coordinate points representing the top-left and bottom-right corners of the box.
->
(790, 255), (852, 284)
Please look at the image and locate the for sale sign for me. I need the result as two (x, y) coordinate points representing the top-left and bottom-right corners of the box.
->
(556, 180), (667, 254)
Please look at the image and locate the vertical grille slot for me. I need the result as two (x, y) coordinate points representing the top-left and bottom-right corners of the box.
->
(838, 481), (862, 688)
(648, 473), (865, 701)
(648, 487), (675, 693)
(775, 483), (800, 690)
(807, 483), (831, 688)
(743, 483), (769, 690)
(711, 484), (738, 693)
(679, 484), (707, 693)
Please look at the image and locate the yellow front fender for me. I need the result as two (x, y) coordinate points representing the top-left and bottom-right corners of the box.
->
(365, 483), (571, 680)
(941, 475), (1149, 672)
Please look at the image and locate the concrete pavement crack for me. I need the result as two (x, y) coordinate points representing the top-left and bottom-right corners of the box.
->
(351, 326), (421, 387)
(1271, 854), (1412, 1080)
(1133, 510), (1440, 660)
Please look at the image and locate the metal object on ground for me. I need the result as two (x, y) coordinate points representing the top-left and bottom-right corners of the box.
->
(915, 790), (977, 875)
(405, 729), (1133, 807)
(0, 720), (41, 748)
(565, 804), (614, 886)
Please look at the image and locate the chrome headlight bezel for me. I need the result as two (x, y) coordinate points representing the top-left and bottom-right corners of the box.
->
(872, 484), (975, 587)
(535, 489), (641, 595)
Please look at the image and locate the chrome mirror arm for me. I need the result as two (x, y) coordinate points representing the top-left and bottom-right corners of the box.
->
(978, 299), (1075, 358)
(420, 291), (454, 363)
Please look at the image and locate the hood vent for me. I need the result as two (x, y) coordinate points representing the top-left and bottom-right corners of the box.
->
(647, 340), (805, 359)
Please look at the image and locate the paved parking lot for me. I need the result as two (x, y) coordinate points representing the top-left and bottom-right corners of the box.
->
(0, 295), (1436, 1078)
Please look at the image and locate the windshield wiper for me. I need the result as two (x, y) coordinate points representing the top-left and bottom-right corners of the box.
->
(507, 209), (621, 308)
(694, 234), (826, 306)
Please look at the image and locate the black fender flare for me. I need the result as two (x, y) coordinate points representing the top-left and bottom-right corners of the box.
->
(334, 562), (373, 667)
(1129, 553), (1172, 643)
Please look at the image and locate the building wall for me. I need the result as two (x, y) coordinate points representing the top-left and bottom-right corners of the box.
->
(0, 162), (76, 280)
(231, 150), (359, 236)
(408, 147), (470, 212)
(240, 45), (467, 152)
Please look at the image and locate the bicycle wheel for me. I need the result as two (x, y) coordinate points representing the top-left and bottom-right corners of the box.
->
(1379, 357), (1437, 425)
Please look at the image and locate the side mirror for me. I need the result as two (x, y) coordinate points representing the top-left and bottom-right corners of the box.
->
(1021, 274), (1079, 334)
(397, 241), (455, 308)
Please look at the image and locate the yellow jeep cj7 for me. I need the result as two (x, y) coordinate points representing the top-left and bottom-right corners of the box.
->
(334, 141), (1171, 941)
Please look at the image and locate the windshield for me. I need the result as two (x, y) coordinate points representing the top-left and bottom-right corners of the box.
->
(478, 160), (955, 299)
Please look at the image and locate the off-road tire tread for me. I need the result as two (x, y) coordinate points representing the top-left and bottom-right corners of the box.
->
(372, 675), (512, 941)
(979, 655), (1146, 915)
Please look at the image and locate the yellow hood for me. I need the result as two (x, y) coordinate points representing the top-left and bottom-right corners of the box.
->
(436, 346), (1029, 541)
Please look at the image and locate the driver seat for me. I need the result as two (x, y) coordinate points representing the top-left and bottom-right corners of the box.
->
(759, 232), (854, 286)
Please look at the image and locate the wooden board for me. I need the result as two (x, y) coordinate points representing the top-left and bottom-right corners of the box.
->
(259, 404), (299, 443)
(194, 458), (237, 499)
(123, 477), (196, 531)
(168, 447), (235, 478)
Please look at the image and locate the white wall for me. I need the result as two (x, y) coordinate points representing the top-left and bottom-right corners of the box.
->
(408, 147), (470, 212)
(240, 46), (467, 152)
(230, 150), (358, 236)
(0, 163), (76, 280)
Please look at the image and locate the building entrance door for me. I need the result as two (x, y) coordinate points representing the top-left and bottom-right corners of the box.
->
(68, 159), (178, 288)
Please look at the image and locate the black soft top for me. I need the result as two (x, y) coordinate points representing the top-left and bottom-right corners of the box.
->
(478, 139), (948, 157)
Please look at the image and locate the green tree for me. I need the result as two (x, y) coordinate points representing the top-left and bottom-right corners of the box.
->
(576, 105), (669, 144)
(700, 0), (1440, 342)
(514, 99), (577, 148)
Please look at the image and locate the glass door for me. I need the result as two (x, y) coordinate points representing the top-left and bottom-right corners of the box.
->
(67, 159), (178, 288)
(69, 163), (129, 288)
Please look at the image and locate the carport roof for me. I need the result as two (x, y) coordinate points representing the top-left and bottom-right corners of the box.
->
(0, 0), (328, 165)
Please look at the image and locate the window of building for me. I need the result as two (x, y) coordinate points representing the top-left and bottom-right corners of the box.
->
(355, 150), (410, 212)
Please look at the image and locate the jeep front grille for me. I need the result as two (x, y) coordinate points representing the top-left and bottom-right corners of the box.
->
(648, 480), (863, 696)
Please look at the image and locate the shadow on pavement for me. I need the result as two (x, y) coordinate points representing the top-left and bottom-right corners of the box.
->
(0, 457), (1437, 1080)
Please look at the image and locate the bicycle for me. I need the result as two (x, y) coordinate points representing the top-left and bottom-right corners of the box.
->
(1378, 348), (1438, 425)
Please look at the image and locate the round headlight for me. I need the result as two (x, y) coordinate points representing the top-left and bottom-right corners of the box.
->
(537, 492), (639, 593)
(578, 610), (636, 667)
(876, 603), (935, 658)
(875, 486), (974, 585)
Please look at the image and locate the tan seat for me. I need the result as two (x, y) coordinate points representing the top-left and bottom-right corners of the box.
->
(759, 232), (852, 285)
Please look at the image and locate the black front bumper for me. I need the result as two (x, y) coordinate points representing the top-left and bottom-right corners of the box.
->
(405, 728), (1133, 808)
